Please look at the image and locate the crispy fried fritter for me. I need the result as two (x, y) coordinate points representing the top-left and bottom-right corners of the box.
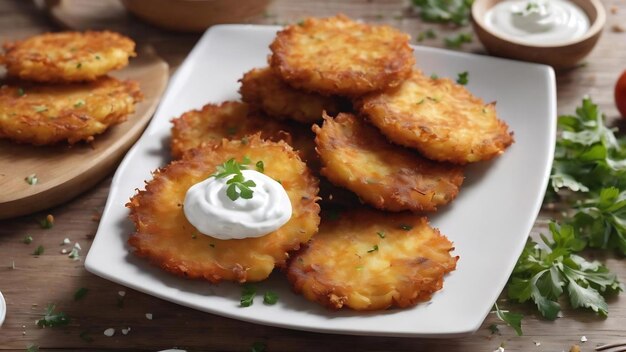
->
(128, 136), (321, 283)
(239, 67), (347, 124)
(270, 15), (415, 96)
(0, 77), (142, 145)
(1, 31), (136, 82)
(287, 209), (458, 310)
(170, 101), (293, 159)
(357, 70), (514, 164)
(313, 113), (464, 212)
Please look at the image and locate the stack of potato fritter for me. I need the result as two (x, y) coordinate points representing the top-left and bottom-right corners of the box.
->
(0, 31), (143, 145)
(129, 15), (514, 312)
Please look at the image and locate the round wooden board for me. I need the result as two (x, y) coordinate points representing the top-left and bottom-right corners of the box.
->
(0, 47), (169, 219)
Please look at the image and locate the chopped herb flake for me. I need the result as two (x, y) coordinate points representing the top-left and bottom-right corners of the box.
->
(23, 235), (33, 244)
(456, 71), (469, 85)
(263, 291), (279, 305)
(367, 244), (379, 253)
(74, 99), (85, 108)
(412, 0), (474, 26)
(74, 287), (89, 301)
(444, 32), (473, 48)
(256, 160), (265, 173)
(240, 284), (256, 307)
(76, 62), (82, 69)
(377, 231), (386, 238)
(26, 344), (39, 352)
(25, 174), (38, 185)
(430, 73), (439, 79)
(17, 88), (25, 96)
(34, 105), (47, 113)
(39, 214), (54, 229)
(36, 304), (69, 328)
(399, 224), (413, 231)
(33, 245), (44, 256)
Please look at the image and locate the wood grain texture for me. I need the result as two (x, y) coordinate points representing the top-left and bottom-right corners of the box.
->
(0, 47), (169, 219)
(0, 0), (625, 351)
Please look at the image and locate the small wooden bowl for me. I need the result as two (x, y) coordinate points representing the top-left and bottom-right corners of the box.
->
(121, 0), (271, 33)
(471, 0), (606, 69)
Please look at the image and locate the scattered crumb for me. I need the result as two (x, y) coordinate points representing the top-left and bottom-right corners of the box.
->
(74, 242), (82, 250)
(145, 313), (153, 320)
(534, 341), (541, 346)
(118, 290), (126, 297)
(10, 261), (15, 269)
(121, 327), (131, 335)
(61, 249), (67, 254)
(103, 328), (115, 337)
(580, 336), (587, 343)
(570, 344), (580, 352)
(557, 311), (564, 318)
(61, 238), (70, 245)
(611, 5), (618, 14)
(612, 24), (625, 33)
(494, 347), (505, 352)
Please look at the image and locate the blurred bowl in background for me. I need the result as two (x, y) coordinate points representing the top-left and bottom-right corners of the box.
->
(121, 0), (271, 33)
(471, 0), (606, 69)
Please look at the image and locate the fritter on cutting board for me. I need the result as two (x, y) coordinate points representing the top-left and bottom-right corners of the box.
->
(1, 31), (136, 82)
(0, 77), (142, 145)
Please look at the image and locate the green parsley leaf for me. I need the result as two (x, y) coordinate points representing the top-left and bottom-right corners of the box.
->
(17, 88), (25, 97)
(240, 284), (256, 307)
(74, 99), (85, 108)
(68, 247), (81, 261)
(256, 160), (264, 173)
(416, 28), (437, 42)
(444, 32), (473, 48)
(488, 323), (499, 334)
(456, 71), (469, 85)
(508, 222), (621, 319)
(26, 344), (39, 352)
(493, 303), (523, 336)
(430, 73), (439, 79)
(263, 291), (279, 305)
(399, 224), (413, 231)
(25, 174), (38, 185)
(367, 244), (379, 253)
(76, 62), (82, 69)
(412, 0), (474, 26)
(36, 304), (69, 328)
(33, 245), (44, 256)
(377, 231), (385, 238)
(214, 158), (256, 201)
(95, 55), (101, 60)
(74, 287), (89, 301)
(23, 235), (33, 244)
(251, 341), (266, 352)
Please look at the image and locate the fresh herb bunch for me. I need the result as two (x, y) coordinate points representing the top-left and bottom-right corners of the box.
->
(213, 158), (257, 201)
(549, 98), (626, 254)
(412, 0), (474, 26)
(508, 222), (621, 320)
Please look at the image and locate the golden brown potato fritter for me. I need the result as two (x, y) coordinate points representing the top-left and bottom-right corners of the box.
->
(270, 15), (414, 96)
(1, 31), (136, 82)
(239, 67), (347, 124)
(128, 136), (321, 283)
(313, 113), (464, 212)
(357, 70), (514, 164)
(0, 77), (142, 145)
(170, 101), (293, 159)
(287, 209), (458, 310)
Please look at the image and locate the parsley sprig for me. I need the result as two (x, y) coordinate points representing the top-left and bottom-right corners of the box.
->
(508, 222), (621, 320)
(36, 304), (70, 328)
(213, 158), (258, 201)
(412, 0), (474, 26)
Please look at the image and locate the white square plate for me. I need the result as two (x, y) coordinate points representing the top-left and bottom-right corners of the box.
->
(85, 24), (556, 337)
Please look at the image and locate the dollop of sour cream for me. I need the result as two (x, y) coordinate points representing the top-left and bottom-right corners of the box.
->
(183, 170), (292, 240)
(484, 0), (590, 45)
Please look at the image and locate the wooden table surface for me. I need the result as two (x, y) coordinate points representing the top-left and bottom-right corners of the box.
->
(1, 0), (625, 351)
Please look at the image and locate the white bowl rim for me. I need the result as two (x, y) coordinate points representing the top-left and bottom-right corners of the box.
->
(0, 290), (6, 327)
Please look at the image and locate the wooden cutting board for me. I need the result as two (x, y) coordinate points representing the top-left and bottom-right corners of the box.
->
(0, 47), (169, 219)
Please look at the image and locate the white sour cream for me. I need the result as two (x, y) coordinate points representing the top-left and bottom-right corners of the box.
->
(484, 0), (590, 45)
(183, 170), (292, 240)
